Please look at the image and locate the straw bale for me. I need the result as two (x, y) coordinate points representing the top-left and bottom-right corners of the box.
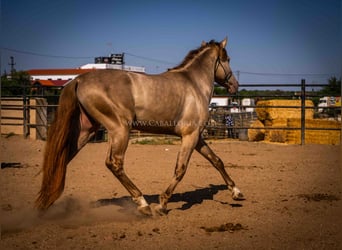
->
(264, 118), (288, 143)
(248, 120), (265, 141)
(286, 119), (341, 145)
(256, 100), (314, 121)
(264, 120), (273, 127)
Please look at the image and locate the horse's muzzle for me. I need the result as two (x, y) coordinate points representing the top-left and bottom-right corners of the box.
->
(227, 77), (239, 94)
(229, 83), (238, 94)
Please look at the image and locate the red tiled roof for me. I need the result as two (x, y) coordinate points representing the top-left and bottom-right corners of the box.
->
(32, 79), (71, 87)
(27, 68), (96, 76)
(51, 80), (71, 86)
(33, 80), (55, 86)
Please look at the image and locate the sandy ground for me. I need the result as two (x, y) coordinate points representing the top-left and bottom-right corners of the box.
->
(1, 135), (341, 249)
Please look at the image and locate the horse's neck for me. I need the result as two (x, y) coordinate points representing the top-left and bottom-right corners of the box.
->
(185, 53), (216, 99)
(166, 48), (217, 100)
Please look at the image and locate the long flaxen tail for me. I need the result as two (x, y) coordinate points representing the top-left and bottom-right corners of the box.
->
(35, 79), (81, 210)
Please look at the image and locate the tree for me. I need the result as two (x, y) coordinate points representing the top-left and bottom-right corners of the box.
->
(320, 77), (341, 96)
(213, 85), (228, 95)
(1, 71), (31, 96)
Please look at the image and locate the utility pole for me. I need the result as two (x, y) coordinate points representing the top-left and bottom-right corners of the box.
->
(236, 70), (240, 82)
(8, 56), (16, 76)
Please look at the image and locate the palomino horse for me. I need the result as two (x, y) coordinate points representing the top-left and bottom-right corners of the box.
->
(36, 38), (244, 215)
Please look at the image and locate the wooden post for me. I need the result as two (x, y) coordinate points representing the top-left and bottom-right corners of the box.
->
(301, 79), (306, 145)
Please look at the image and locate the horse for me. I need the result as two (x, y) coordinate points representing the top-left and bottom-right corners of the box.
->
(36, 37), (244, 216)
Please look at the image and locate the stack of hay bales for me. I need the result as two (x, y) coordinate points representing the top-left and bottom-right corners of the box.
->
(248, 99), (341, 144)
(287, 119), (341, 145)
(265, 118), (288, 143)
(255, 99), (314, 121)
(253, 100), (314, 143)
(248, 119), (265, 141)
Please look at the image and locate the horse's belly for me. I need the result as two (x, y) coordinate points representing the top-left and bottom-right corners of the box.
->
(132, 119), (178, 135)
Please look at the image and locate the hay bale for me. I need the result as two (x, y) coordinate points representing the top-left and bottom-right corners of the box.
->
(287, 119), (341, 145)
(264, 118), (288, 143)
(248, 120), (265, 141)
(256, 100), (314, 121)
(264, 119), (273, 127)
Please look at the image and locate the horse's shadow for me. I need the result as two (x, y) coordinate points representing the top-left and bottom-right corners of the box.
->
(94, 184), (242, 213)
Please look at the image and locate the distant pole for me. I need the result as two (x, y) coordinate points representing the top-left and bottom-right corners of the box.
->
(237, 70), (240, 82)
(122, 53), (125, 70)
(9, 56), (16, 76)
(300, 79), (306, 145)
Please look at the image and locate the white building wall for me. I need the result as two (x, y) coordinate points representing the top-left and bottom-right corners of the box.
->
(80, 63), (145, 73)
(30, 63), (145, 81)
(31, 74), (77, 80)
(210, 97), (229, 106)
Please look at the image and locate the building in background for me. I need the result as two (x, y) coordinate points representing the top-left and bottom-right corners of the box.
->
(28, 53), (145, 88)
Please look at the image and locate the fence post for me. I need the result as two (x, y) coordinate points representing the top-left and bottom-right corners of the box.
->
(23, 84), (30, 138)
(35, 98), (48, 140)
(301, 79), (306, 145)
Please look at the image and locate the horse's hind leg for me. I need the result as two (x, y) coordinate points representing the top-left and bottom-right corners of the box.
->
(195, 137), (244, 201)
(105, 127), (152, 216)
(77, 106), (98, 150)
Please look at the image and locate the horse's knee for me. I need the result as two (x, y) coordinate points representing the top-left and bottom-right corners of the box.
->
(105, 158), (124, 177)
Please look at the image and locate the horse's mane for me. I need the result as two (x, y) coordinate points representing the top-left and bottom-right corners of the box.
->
(169, 40), (221, 71)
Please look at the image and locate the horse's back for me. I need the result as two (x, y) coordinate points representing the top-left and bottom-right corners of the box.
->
(75, 70), (136, 124)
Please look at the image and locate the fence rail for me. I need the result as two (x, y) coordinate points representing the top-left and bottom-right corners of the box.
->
(1, 79), (341, 145)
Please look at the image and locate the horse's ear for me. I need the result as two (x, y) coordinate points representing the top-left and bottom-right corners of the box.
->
(220, 37), (228, 48)
(201, 41), (207, 47)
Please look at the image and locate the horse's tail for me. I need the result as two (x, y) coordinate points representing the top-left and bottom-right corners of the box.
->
(36, 79), (81, 210)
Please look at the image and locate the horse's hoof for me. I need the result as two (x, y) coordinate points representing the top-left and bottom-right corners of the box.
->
(154, 204), (168, 216)
(138, 205), (153, 216)
(232, 187), (245, 201)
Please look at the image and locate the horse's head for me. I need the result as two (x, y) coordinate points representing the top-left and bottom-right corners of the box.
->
(212, 38), (239, 94)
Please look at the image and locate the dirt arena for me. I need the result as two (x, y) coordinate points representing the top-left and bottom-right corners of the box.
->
(1, 135), (341, 249)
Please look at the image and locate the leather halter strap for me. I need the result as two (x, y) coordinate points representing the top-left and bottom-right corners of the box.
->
(214, 57), (232, 86)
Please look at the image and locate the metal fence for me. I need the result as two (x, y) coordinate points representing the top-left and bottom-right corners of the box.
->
(1, 80), (341, 145)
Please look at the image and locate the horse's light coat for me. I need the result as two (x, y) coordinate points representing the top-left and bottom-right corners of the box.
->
(36, 38), (244, 215)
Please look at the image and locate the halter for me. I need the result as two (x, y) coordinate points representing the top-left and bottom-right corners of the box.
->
(214, 57), (232, 86)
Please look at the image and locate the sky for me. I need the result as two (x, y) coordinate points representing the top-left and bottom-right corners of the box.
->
(1, 0), (341, 86)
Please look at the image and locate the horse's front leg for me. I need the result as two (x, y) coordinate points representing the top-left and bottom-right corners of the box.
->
(195, 137), (245, 201)
(155, 130), (200, 215)
(106, 128), (152, 216)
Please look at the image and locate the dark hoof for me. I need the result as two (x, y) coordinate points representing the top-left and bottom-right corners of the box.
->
(138, 205), (153, 216)
(154, 205), (168, 216)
